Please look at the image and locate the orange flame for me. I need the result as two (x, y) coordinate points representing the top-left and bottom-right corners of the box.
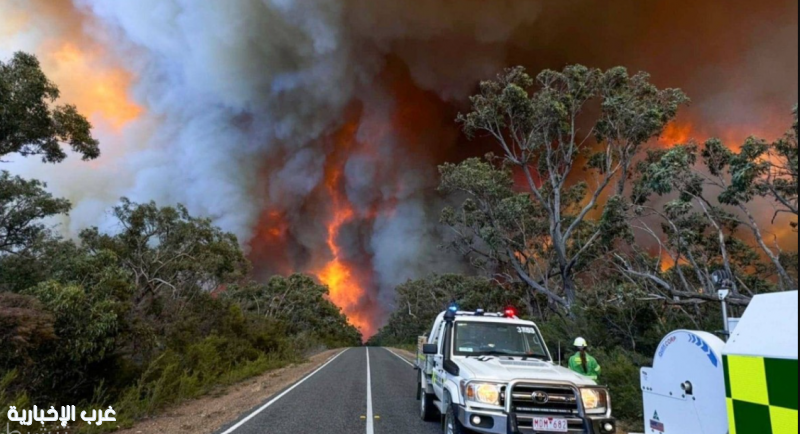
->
(659, 255), (691, 272)
(315, 121), (375, 338)
(660, 122), (694, 146)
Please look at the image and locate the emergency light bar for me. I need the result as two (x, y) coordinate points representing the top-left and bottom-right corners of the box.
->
(443, 308), (519, 319)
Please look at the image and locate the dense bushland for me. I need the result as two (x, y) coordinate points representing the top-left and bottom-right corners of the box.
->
(0, 52), (360, 433)
(0, 200), (361, 432)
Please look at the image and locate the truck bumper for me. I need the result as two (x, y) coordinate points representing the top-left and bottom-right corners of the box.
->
(457, 406), (617, 434)
(456, 406), (508, 434)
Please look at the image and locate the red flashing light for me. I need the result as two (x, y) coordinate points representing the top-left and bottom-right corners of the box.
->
(504, 307), (518, 318)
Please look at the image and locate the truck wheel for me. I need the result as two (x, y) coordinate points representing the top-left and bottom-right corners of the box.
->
(419, 378), (437, 421)
(443, 403), (470, 434)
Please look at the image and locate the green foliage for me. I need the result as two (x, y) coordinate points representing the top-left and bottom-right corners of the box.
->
(591, 348), (649, 424)
(0, 52), (99, 162)
(627, 109), (799, 295)
(440, 157), (552, 284)
(769, 106), (798, 228)
(0, 371), (31, 430)
(0, 171), (71, 254)
(224, 274), (362, 347)
(24, 281), (125, 391)
(104, 330), (293, 430)
(0, 199), (359, 433)
(449, 65), (688, 309)
(81, 198), (250, 304)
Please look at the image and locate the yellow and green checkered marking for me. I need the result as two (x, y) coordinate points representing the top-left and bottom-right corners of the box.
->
(724, 355), (798, 434)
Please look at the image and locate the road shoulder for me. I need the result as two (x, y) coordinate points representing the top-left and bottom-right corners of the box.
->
(114, 349), (342, 434)
(388, 347), (417, 364)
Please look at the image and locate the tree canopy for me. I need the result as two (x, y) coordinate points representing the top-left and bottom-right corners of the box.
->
(445, 65), (688, 309)
(1, 52), (99, 162)
(621, 110), (800, 300)
(0, 172), (71, 255)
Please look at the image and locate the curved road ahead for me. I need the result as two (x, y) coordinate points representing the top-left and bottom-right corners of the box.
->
(215, 348), (440, 434)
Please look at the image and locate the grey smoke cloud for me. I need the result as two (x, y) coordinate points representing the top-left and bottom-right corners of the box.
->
(3, 0), (796, 325)
(1, 0), (538, 315)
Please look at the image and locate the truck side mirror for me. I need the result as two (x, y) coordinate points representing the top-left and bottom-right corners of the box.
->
(423, 344), (438, 355)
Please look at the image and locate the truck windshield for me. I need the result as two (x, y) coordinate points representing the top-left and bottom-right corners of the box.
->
(453, 322), (549, 359)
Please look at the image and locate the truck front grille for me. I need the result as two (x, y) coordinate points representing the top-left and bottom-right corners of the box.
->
(509, 383), (587, 433)
(510, 384), (580, 416)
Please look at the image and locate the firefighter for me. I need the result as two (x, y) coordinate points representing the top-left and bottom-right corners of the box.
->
(569, 337), (601, 381)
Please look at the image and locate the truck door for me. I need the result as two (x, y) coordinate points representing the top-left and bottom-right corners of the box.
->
(433, 322), (447, 403)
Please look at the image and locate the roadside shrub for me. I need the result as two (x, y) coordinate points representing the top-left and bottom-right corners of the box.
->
(0, 200), (360, 434)
(592, 348), (649, 427)
(0, 371), (31, 433)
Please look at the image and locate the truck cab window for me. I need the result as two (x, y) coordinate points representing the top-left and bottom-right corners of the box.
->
(454, 322), (549, 359)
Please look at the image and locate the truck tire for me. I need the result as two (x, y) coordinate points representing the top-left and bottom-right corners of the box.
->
(443, 403), (470, 434)
(419, 375), (437, 421)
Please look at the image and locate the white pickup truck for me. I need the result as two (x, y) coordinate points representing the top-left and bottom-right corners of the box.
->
(415, 307), (617, 434)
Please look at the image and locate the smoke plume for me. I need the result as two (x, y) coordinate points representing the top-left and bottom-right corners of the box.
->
(2, 0), (797, 335)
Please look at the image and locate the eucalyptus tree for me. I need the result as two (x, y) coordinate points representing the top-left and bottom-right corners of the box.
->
(80, 199), (249, 310)
(0, 172), (70, 255)
(223, 274), (362, 346)
(0, 51), (98, 261)
(443, 65), (688, 309)
(1, 52), (99, 162)
(618, 110), (799, 306)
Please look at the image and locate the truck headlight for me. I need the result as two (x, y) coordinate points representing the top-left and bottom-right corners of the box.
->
(580, 388), (609, 415)
(464, 382), (503, 407)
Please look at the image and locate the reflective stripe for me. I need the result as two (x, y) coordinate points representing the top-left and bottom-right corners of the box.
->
(725, 355), (798, 434)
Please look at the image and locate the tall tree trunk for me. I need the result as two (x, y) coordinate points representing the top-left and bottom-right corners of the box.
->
(562, 270), (577, 309)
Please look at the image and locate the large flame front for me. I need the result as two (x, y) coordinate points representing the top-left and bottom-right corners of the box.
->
(317, 176), (372, 334)
(315, 121), (376, 338)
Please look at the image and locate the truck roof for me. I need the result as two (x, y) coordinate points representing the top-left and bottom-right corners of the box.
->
(453, 315), (537, 325)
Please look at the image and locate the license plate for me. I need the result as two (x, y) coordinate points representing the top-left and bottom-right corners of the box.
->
(532, 417), (569, 432)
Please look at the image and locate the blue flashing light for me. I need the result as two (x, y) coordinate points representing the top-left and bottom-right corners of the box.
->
(448, 304), (459, 313)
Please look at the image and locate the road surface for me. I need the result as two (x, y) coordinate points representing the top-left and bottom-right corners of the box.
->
(215, 347), (440, 434)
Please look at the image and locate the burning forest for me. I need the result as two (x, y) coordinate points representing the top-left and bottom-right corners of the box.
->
(2, 0), (797, 338)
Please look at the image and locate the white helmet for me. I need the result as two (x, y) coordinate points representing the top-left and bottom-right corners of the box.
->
(574, 337), (588, 349)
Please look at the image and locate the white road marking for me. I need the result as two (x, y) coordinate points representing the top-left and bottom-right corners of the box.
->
(366, 348), (375, 434)
(219, 349), (349, 434)
(384, 348), (415, 367)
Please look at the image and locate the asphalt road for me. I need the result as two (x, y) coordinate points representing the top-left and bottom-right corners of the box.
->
(215, 347), (441, 434)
